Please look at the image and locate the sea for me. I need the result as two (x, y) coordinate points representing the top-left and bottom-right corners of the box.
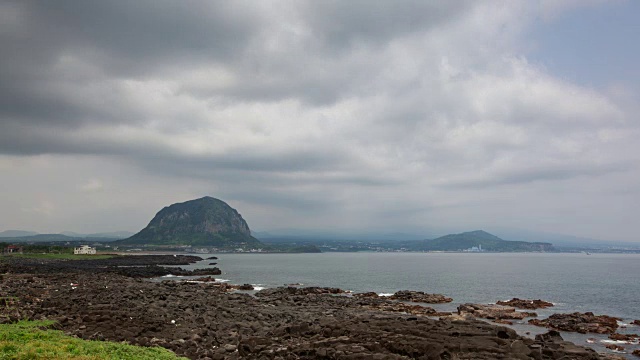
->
(170, 252), (640, 358)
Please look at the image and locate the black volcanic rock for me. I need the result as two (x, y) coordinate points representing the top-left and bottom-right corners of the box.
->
(117, 197), (262, 247)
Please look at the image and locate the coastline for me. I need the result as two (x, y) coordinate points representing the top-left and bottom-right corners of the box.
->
(1, 254), (638, 359)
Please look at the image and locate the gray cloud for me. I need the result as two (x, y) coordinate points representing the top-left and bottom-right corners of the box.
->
(1, 1), (639, 241)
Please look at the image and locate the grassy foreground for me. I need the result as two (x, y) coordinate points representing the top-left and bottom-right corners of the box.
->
(0, 320), (186, 360)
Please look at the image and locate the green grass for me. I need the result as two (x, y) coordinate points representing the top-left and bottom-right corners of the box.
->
(0, 320), (187, 360)
(9, 254), (114, 260)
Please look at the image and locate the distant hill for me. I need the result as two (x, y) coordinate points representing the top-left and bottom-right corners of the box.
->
(116, 197), (262, 248)
(488, 228), (640, 249)
(0, 234), (79, 243)
(88, 231), (134, 239)
(61, 231), (134, 239)
(0, 230), (39, 238)
(423, 230), (554, 252)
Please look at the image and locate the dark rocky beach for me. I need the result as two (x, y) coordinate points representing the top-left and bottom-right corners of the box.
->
(0, 255), (632, 359)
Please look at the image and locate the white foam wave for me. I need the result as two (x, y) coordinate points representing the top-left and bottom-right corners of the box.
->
(378, 293), (394, 297)
(600, 339), (629, 345)
(216, 279), (230, 283)
(253, 286), (266, 291)
(161, 274), (177, 278)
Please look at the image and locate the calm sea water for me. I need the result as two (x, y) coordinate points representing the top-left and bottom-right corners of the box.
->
(175, 252), (640, 357)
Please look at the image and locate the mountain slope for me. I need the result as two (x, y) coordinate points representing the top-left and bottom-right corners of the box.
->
(423, 230), (554, 252)
(0, 230), (39, 238)
(117, 197), (262, 247)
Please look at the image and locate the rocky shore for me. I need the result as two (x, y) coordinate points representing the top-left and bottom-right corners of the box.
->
(0, 255), (630, 359)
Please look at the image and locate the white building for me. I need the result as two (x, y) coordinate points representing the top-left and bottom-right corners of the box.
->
(74, 245), (96, 255)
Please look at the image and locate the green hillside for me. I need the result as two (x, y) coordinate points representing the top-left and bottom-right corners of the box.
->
(422, 230), (554, 252)
(117, 197), (262, 247)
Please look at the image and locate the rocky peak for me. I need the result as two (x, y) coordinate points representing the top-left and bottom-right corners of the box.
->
(119, 197), (261, 247)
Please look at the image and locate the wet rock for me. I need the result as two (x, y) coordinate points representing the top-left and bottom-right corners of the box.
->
(633, 349), (640, 357)
(458, 303), (537, 320)
(237, 284), (254, 291)
(605, 344), (625, 351)
(353, 292), (379, 298)
(608, 333), (639, 341)
(255, 286), (346, 298)
(389, 290), (453, 303)
(529, 312), (620, 334)
(190, 268), (222, 276)
(534, 331), (601, 359)
(496, 297), (554, 310)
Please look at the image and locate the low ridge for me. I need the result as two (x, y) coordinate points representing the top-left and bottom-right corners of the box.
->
(423, 230), (554, 252)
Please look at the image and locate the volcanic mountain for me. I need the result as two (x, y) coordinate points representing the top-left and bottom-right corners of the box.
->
(118, 197), (262, 247)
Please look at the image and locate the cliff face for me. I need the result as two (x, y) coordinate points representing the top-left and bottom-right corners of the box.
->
(120, 197), (261, 247)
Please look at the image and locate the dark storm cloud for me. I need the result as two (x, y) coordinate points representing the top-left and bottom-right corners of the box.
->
(302, 1), (474, 48)
(8, 1), (260, 73)
(0, 0), (263, 130)
(2, 1), (639, 241)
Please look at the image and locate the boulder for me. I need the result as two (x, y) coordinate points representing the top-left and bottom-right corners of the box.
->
(534, 331), (601, 359)
(352, 292), (379, 298)
(608, 333), (639, 342)
(389, 290), (452, 303)
(528, 312), (620, 334)
(605, 344), (625, 351)
(237, 284), (254, 291)
(191, 267), (222, 276)
(496, 298), (553, 310)
(458, 303), (537, 320)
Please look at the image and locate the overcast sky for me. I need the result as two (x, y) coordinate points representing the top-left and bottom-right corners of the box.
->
(1, 1), (639, 241)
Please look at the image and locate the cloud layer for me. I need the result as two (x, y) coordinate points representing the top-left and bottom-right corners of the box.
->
(1, 1), (638, 241)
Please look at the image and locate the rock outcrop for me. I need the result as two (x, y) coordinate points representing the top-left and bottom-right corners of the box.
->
(528, 312), (620, 334)
(389, 290), (453, 303)
(458, 303), (537, 320)
(118, 197), (262, 247)
(496, 297), (554, 309)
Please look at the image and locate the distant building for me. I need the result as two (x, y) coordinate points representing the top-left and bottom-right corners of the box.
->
(74, 245), (96, 255)
(3, 245), (23, 254)
(464, 244), (483, 252)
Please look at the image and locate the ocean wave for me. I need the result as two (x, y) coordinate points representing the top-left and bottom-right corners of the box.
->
(161, 274), (177, 278)
(600, 339), (638, 345)
(253, 286), (266, 291)
(378, 293), (394, 297)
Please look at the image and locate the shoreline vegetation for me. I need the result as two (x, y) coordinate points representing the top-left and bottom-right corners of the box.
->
(1, 254), (637, 359)
(0, 320), (186, 359)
